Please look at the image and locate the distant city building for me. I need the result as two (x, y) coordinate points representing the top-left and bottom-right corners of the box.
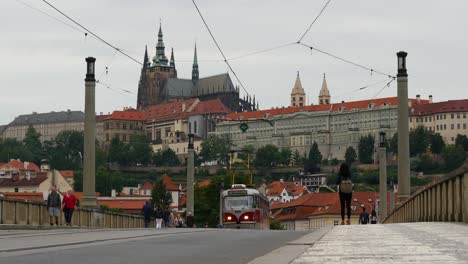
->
(290, 72), (306, 107)
(266, 180), (308, 203)
(1, 110), (84, 142)
(409, 98), (468, 143)
(215, 95), (428, 161)
(137, 24), (256, 112)
(96, 108), (145, 146)
(293, 172), (327, 192)
(145, 98), (231, 158)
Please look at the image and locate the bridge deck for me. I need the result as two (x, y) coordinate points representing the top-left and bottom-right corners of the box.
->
(292, 222), (468, 264)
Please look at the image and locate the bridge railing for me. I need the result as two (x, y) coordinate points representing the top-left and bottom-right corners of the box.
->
(0, 197), (149, 228)
(384, 161), (468, 223)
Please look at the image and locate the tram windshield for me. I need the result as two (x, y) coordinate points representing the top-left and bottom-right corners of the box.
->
(224, 196), (253, 210)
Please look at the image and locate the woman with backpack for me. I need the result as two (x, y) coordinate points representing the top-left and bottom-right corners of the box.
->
(336, 163), (353, 225)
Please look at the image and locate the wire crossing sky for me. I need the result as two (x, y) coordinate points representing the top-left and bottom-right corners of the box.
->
(1, 0), (467, 124)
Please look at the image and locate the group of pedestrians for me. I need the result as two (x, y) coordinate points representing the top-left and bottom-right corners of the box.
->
(46, 187), (77, 226)
(142, 201), (195, 228)
(336, 163), (379, 225)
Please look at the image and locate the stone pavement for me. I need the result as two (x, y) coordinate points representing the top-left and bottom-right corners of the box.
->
(292, 222), (468, 264)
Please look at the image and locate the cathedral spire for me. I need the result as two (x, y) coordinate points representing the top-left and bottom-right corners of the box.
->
(153, 22), (168, 66)
(143, 45), (149, 68)
(170, 47), (175, 67)
(319, 73), (331, 105)
(192, 43), (199, 83)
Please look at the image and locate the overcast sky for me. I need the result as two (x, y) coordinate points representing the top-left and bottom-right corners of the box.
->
(1, 0), (467, 124)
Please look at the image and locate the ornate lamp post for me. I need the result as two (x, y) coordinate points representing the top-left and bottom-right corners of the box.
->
(379, 131), (388, 220)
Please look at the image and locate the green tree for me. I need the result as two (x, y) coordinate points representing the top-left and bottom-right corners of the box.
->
(128, 134), (152, 165)
(23, 125), (45, 164)
(153, 148), (180, 166)
(151, 178), (173, 209)
(107, 137), (130, 166)
(45, 130), (84, 170)
(279, 148), (292, 166)
(269, 219), (285, 230)
(199, 135), (232, 165)
(344, 146), (357, 165)
(95, 166), (123, 196)
(237, 144), (255, 164)
(429, 133), (445, 154)
(73, 171), (83, 192)
(455, 134), (468, 151)
(358, 134), (375, 164)
(254, 144), (280, 168)
(442, 144), (466, 171)
(0, 138), (32, 162)
(308, 142), (322, 164)
(409, 126), (429, 156)
(291, 150), (303, 166)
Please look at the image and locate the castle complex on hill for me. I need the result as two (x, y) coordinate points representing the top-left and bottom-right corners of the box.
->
(136, 24), (257, 112)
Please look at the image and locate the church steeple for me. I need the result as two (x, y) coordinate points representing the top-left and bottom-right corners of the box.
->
(290, 71), (306, 107)
(170, 47), (175, 68)
(153, 22), (168, 66)
(192, 43), (199, 83)
(143, 45), (149, 68)
(319, 73), (331, 105)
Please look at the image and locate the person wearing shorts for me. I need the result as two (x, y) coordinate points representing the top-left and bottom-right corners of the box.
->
(47, 187), (61, 226)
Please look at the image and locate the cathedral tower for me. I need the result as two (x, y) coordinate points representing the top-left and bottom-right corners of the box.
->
(290, 71), (306, 107)
(318, 73), (331, 105)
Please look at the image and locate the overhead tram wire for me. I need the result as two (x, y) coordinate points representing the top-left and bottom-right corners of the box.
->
(370, 78), (396, 99)
(227, 42), (297, 61)
(298, 42), (396, 79)
(297, 0), (333, 43)
(191, 0), (251, 97)
(41, 0), (143, 66)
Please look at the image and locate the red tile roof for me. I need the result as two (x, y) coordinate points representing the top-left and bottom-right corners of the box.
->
(141, 181), (153, 190)
(145, 99), (199, 123)
(5, 160), (40, 172)
(144, 98), (231, 123)
(161, 174), (179, 191)
(59, 170), (74, 178)
(0, 173), (48, 187)
(105, 109), (145, 121)
(1, 192), (45, 202)
(227, 97), (429, 121)
(267, 181), (306, 197)
(198, 179), (211, 187)
(96, 114), (110, 122)
(410, 99), (468, 116)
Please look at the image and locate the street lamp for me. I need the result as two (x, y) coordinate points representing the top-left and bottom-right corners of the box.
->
(188, 133), (194, 149)
(379, 131), (386, 147)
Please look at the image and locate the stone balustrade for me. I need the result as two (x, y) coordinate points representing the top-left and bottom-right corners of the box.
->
(384, 160), (468, 223)
(0, 197), (149, 228)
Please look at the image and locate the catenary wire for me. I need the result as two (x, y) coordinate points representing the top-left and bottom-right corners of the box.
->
(192, 0), (251, 97)
(41, 0), (143, 66)
(297, 0), (333, 42)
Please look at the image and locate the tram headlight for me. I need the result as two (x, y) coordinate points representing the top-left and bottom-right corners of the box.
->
(243, 215), (249, 220)
(227, 216), (232, 221)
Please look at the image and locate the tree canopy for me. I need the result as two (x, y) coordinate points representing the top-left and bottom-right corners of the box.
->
(199, 135), (232, 165)
(358, 134), (375, 164)
(151, 179), (173, 210)
(345, 146), (357, 165)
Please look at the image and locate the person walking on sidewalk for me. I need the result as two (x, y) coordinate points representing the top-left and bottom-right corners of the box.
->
(336, 163), (353, 225)
(47, 187), (61, 226)
(142, 200), (153, 228)
(155, 205), (163, 229)
(370, 209), (378, 224)
(359, 207), (370, 225)
(61, 190), (76, 226)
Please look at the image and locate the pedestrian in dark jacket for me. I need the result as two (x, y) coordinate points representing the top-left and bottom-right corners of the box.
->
(359, 207), (370, 224)
(61, 190), (76, 226)
(336, 163), (353, 225)
(47, 187), (61, 226)
(186, 212), (194, 228)
(155, 205), (163, 229)
(370, 209), (377, 224)
(142, 201), (153, 228)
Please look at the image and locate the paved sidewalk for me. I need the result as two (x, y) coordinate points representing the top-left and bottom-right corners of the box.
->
(292, 222), (468, 264)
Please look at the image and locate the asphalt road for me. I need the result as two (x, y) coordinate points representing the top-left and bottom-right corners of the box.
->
(0, 228), (307, 264)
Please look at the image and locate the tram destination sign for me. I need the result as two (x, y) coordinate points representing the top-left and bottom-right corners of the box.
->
(228, 190), (248, 196)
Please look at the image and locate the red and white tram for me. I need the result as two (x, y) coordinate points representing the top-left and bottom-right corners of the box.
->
(221, 184), (270, 229)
